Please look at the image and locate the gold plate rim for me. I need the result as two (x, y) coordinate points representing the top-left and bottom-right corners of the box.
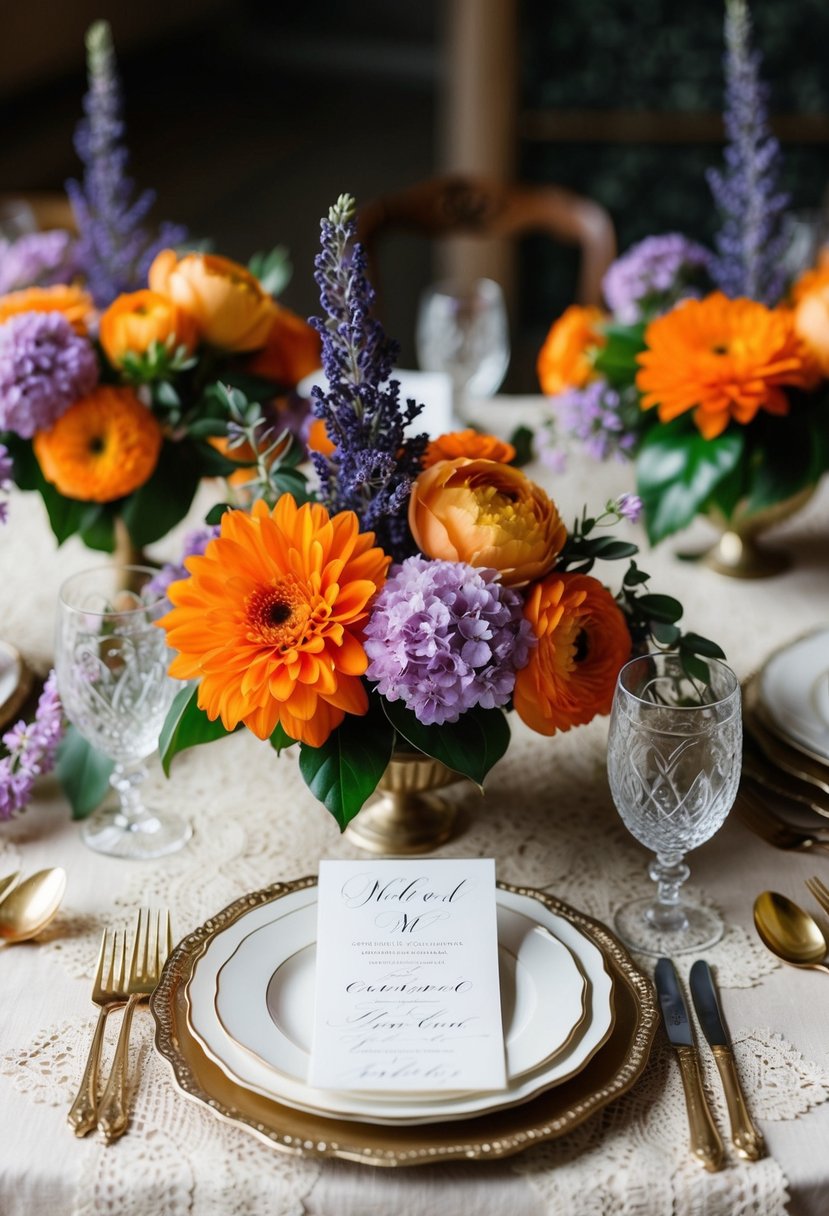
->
(150, 877), (658, 1167)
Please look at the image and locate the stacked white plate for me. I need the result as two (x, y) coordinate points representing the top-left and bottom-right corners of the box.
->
(758, 629), (829, 766)
(184, 885), (615, 1125)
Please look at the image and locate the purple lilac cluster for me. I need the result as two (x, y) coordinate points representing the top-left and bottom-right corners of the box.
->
(706, 0), (788, 305)
(0, 231), (78, 294)
(0, 444), (12, 524)
(602, 234), (713, 324)
(554, 381), (638, 464)
(309, 194), (428, 559)
(0, 671), (64, 820)
(364, 556), (535, 726)
(0, 312), (98, 438)
(146, 524), (220, 604)
(65, 21), (187, 308)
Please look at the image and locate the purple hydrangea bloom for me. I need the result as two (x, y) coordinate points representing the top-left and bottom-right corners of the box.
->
(554, 381), (638, 464)
(0, 444), (11, 524)
(603, 234), (713, 323)
(364, 556), (535, 726)
(145, 524), (221, 603)
(0, 231), (78, 294)
(65, 22), (187, 307)
(707, 0), (788, 305)
(0, 311), (98, 438)
(0, 670), (64, 820)
(615, 493), (643, 524)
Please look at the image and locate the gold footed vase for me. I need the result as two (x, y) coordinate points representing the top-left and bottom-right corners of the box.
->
(345, 750), (462, 855)
(688, 486), (816, 579)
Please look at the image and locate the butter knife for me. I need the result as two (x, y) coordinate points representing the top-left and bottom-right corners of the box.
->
(689, 960), (765, 1161)
(654, 958), (725, 1172)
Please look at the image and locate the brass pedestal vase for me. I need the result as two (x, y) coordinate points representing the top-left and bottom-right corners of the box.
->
(345, 750), (462, 855)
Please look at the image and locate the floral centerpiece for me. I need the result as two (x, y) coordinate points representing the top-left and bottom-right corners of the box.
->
(153, 195), (722, 831)
(534, 0), (829, 564)
(0, 22), (320, 554)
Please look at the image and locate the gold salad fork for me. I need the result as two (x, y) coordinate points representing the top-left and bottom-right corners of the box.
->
(67, 929), (129, 1136)
(97, 907), (172, 1143)
(806, 876), (829, 918)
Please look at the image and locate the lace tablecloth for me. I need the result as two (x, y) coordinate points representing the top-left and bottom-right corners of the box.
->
(2, 406), (828, 1216)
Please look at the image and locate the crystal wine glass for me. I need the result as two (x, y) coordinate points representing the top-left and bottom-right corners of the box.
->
(55, 565), (190, 859)
(607, 652), (741, 954)
(416, 278), (510, 425)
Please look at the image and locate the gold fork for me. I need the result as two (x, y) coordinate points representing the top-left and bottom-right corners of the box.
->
(97, 908), (172, 1143)
(805, 875), (829, 918)
(67, 929), (128, 1136)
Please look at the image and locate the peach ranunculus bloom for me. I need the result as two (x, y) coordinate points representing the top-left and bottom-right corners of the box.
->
(536, 305), (606, 396)
(148, 250), (277, 352)
(245, 304), (322, 386)
(792, 263), (829, 375)
(159, 495), (390, 748)
(513, 572), (631, 735)
(408, 458), (566, 587)
(33, 386), (163, 502)
(99, 289), (199, 365)
(422, 429), (516, 469)
(0, 284), (94, 334)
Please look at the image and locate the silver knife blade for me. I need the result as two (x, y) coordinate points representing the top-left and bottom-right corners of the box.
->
(688, 960), (728, 1046)
(654, 957), (694, 1046)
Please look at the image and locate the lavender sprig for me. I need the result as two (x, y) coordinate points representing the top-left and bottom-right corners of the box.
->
(707, 0), (789, 304)
(0, 671), (64, 820)
(310, 194), (428, 558)
(66, 21), (187, 307)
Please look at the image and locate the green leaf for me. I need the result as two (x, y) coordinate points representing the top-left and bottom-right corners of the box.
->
(680, 632), (726, 659)
(508, 425), (535, 468)
(204, 502), (233, 526)
(679, 651), (711, 684)
(593, 322), (646, 385)
(381, 700), (510, 790)
(650, 622), (680, 646)
(742, 413), (816, 514)
(636, 422), (744, 544)
(158, 683), (234, 776)
(120, 440), (202, 546)
(154, 381), (181, 408)
(55, 726), (114, 819)
(623, 561), (650, 587)
(248, 245), (292, 296)
(636, 593), (683, 623)
(298, 700), (395, 830)
(78, 507), (116, 552)
(269, 722), (297, 754)
(583, 538), (639, 561)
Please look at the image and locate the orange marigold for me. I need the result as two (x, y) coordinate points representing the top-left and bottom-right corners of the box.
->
(537, 305), (605, 396)
(636, 292), (819, 439)
(0, 284), (93, 335)
(160, 496), (390, 747)
(422, 429), (515, 468)
(513, 572), (631, 736)
(33, 387), (163, 502)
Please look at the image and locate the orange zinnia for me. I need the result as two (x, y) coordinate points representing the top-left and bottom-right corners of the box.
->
(0, 284), (93, 335)
(160, 496), (390, 747)
(513, 572), (631, 736)
(33, 387), (163, 502)
(422, 429), (515, 468)
(537, 305), (605, 396)
(636, 293), (819, 439)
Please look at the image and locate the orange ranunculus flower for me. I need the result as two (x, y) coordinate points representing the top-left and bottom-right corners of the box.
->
(33, 387), (163, 502)
(306, 417), (336, 457)
(245, 304), (322, 386)
(792, 264), (829, 375)
(409, 458), (566, 587)
(513, 572), (631, 736)
(159, 496), (390, 747)
(422, 429), (516, 469)
(0, 284), (93, 334)
(99, 289), (199, 365)
(636, 293), (820, 439)
(148, 249), (276, 352)
(537, 305), (605, 396)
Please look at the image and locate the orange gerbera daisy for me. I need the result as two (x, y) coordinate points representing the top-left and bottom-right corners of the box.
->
(422, 429), (516, 468)
(33, 387), (163, 502)
(513, 572), (631, 736)
(0, 284), (93, 334)
(537, 305), (605, 396)
(636, 293), (819, 439)
(160, 496), (390, 747)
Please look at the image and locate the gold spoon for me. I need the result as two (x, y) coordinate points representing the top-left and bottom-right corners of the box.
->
(753, 890), (829, 975)
(0, 868), (66, 944)
(0, 871), (20, 904)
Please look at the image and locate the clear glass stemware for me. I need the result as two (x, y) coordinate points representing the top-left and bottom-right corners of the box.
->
(415, 277), (510, 424)
(607, 652), (742, 954)
(55, 565), (190, 859)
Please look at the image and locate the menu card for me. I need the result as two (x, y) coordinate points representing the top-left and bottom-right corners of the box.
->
(309, 858), (506, 1093)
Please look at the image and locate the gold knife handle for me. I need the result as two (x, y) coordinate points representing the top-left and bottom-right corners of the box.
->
(712, 1044), (765, 1160)
(675, 1046), (725, 1172)
(97, 994), (139, 1143)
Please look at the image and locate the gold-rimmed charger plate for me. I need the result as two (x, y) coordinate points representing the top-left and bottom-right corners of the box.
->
(151, 877), (657, 1166)
(744, 675), (829, 807)
(0, 642), (32, 732)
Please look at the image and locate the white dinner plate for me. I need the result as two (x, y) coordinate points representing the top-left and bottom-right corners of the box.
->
(185, 886), (614, 1125)
(759, 630), (829, 764)
(215, 902), (586, 1087)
